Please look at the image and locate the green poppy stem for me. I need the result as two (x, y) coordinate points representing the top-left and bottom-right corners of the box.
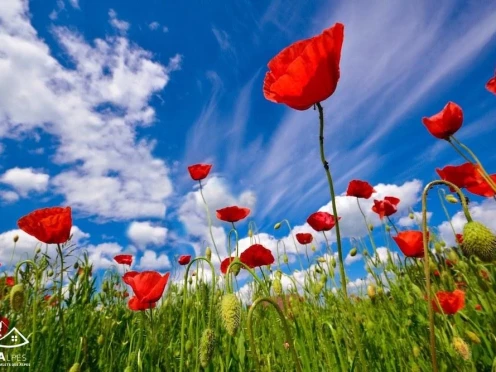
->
(316, 102), (347, 297)
(421, 179), (472, 372)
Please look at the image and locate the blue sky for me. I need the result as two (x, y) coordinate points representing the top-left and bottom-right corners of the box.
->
(0, 0), (496, 294)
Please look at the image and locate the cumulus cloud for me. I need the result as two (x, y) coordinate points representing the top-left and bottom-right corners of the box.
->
(0, 0), (182, 220)
(137, 250), (171, 271)
(126, 221), (168, 249)
(397, 211), (433, 228)
(108, 9), (129, 33)
(0, 190), (19, 203)
(0, 167), (49, 197)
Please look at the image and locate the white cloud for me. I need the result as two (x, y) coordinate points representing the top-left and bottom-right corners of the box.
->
(0, 1), (182, 220)
(108, 9), (129, 33)
(149, 22), (160, 30)
(438, 198), (496, 246)
(0, 190), (19, 203)
(0, 167), (49, 197)
(137, 250), (171, 271)
(127, 221), (167, 249)
(68, 0), (79, 9)
(397, 211), (433, 228)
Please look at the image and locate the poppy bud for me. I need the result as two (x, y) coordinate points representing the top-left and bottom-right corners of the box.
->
(367, 284), (376, 299)
(445, 194), (459, 204)
(274, 222), (282, 230)
(73, 262), (79, 270)
(362, 249), (369, 257)
(461, 221), (496, 262)
(447, 250), (459, 262)
(311, 245), (316, 252)
(452, 337), (471, 361)
(349, 247), (357, 257)
(464, 330), (481, 344)
(317, 257), (326, 263)
(13, 235), (19, 243)
(248, 229), (253, 238)
(283, 255), (289, 264)
(205, 247), (212, 261)
(47, 269), (54, 277)
(273, 279), (283, 296)
(199, 328), (215, 368)
(35, 247), (41, 254)
(97, 335), (104, 345)
(385, 225), (391, 232)
(408, 213), (414, 220)
(220, 294), (240, 337)
(68, 363), (81, 372)
(434, 243), (442, 254)
(368, 224), (374, 232)
(10, 284), (25, 312)
(412, 345), (420, 358)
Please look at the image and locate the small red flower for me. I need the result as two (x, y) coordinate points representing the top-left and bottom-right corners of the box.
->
(220, 257), (236, 274)
(178, 255), (191, 266)
(0, 317), (9, 338)
(216, 206), (250, 223)
(433, 270), (441, 277)
(295, 233), (313, 245)
(372, 197), (400, 220)
(128, 296), (157, 311)
(240, 244), (275, 268)
(114, 254), (133, 266)
(466, 174), (496, 197)
(486, 71), (496, 95)
(455, 234), (464, 244)
(44, 295), (58, 307)
(187, 164), (212, 181)
(432, 289), (465, 315)
(5, 276), (14, 287)
(125, 271), (170, 304)
(263, 23), (344, 110)
(445, 259), (456, 267)
(475, 304), (483, 311)
(392, 231), (425, 258)
(17, 207), (72, 244)
(346, 180), (376, 199)
(307, 212), (341, 232)
(436, 163), (483, 190)
(422, 101), (463, 140)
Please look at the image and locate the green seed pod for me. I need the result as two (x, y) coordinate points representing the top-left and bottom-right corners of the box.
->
(385, 225), (391, 232)
(188, 277), (193, 285)
(205, 247), (212, 261)
(445, 194), (459, 204)
(274, 222), (281, 230)
(199, 328), (215, 368)
(10, 284), (25, 312)
(461, 221), (496, 262)
(367, 284), (376, 299)
(273, 279), (283, 296)
(464, 330), (481, 344)
(13, 235), (19, 243)
(48, 270), (54, 277)
(68, 363), (81, 372)
(434, 242), (442, 254)
(317, 257), (326, 263)
(310, 245), (316, 252)
(362, 249), (369, 257)
(408, 212), (415, 220)
(283, 255), (289, 264)
(73, 262), (79, 270)
(248, 229), (253, 238)
(97, 335), (104, 346)
(35, 247), (41, 254)
(185, 340), (193, 353)
(368, 224), (374, 232)
(349, 247), (357, 257)
(220, 294), (240, 337)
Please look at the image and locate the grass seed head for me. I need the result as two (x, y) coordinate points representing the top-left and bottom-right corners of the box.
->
(452, 336), (471, 361)
(10, 284), (25, 312)
(220, 294), (240, 337)
(464, 330), (481, 344)
(199, 328), (215, 368)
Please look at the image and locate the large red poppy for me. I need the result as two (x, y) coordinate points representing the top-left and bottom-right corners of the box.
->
(466, 174), (496, 197)
(128, 296), (157, 311)
(220, 257), (236, 274)
(125, 271), (170, 304)
(216, 206), (250, 223)
(436, 163), (484, 190)
(371, 197), (400, 220)
(114, 254), (133, 266)
(422, 102), (463, 140)
(178, 255), (191, 266)
(263, 23), (344, 110)
(392, 231), (425, 258)
(240, 244), (275, 268)
(486, 71), (496, 95)
(17, 207), (72, 244)
(295, 233), (313, 245)
(187, 164), (212, 181)
(307, 212), (340, 232)
(346, 180), (376, 199)
(431, 289), (465, 315)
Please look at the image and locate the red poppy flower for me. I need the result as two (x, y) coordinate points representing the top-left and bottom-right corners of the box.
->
(431, 289), (465, 315)
(445, 259), (455, 267)
(178, 255), (191, 266)
(128, 296), (157, 311)
(422, 102), (463, 140)
(125, 271), (170, 304)
(372, 197), (400, 220)
(295, 233), (313, 245)
(436, 163), (484, 191)
(5, 276), (14, 287)
(392, 231), (425, 258)
(17, 207), (72, 244)
(346, 180), (376, 199)
(187, 164), (212, 181)
(114, 254), (133, 266)
(122, 271), (139, 286)
(263, 23), (344, 110)
(466, 174), (496, 197)
(220, 257), (236, 274)
(456, 234), (463, 244)
(433, 270), (440, 277)
(216, 206), (250, 223)
(486, 71), (496, 95)
(0, 317), (9, 338)
(307, 212), (341, 232)
(240, 244), (275, 268)
(475, 304), (482, 311)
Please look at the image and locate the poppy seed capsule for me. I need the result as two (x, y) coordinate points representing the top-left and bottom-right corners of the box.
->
(68, 363), (81, 372)
(368, 224), (374, 231)
(273, 279), (283, 296)
(220, 294), (240, 337)
(205, 247), (212, 261)
(445, 194), (459, 204)
(350, 247), (357, 257)
(13, 235), (19, 243)
(274, 222), (281, 230)
(10, 284), (25, 312)
(461, 221), (496, 262)
(199, 328), (215, 368)
(408, 212), (415, 219)
(283, 255), (289, 264)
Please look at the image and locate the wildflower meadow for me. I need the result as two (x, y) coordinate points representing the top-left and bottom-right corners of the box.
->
(1, 5), (496, 372)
